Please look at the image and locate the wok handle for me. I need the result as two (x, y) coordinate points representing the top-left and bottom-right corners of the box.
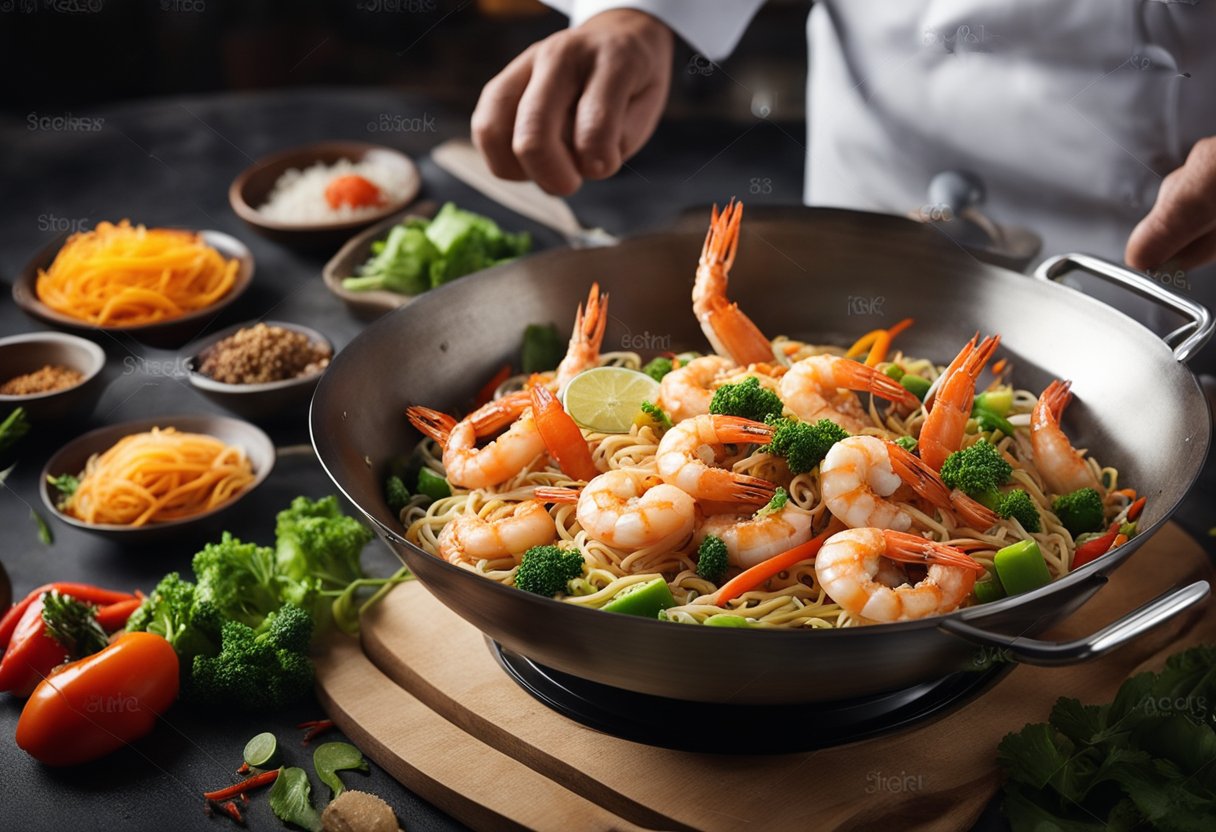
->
(937, 580), (1210, 666)
(1034, 253), (1214, 363)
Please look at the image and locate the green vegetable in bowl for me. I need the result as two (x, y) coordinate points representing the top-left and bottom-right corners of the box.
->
(761, 417), (849, 475)
(709, 376), (784, 423)
(521, 322), (562, 373)
(343, 202), (531, 296)
(602, 577), (675, 618)
(696, 535), (728, 584)
(1052, 487), (1105, 538)
(993, 539), (1052, 596)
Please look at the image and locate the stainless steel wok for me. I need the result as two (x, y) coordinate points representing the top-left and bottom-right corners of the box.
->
(311, 207), (1214, 705)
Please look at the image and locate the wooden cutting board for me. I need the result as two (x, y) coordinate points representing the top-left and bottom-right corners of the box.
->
(315, 524), (1213, 832)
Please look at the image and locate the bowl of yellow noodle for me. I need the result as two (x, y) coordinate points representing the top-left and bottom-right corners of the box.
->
(13, 220), (254, 347)
(40, 414), (274, 542)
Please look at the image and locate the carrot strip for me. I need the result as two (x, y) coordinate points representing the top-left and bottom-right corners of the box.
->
(203, 768), (279, 802)
(845, 330), (883, 359)
(864, 332), (891, 367)
(716, 523), (840, 606)
(1126, 497), (1146, 521)
(991, 358), (1008, 375)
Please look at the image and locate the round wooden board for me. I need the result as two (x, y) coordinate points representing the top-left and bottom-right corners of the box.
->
(316, 523), (1213, 832)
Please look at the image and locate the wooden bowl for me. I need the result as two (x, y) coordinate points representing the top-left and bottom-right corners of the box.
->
(182, 320), (332, 423)
(229, 141), (421, 252)
(321, 202), (439, 320)
(12, 229), (254, 348)
(0, 332), (107, 423)
(41, 414), (275, 543)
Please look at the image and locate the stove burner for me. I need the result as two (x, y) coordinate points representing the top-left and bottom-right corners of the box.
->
(489, 640), (1011, 754)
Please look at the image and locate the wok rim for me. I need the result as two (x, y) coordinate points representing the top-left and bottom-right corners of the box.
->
(311, 211), (1212, 641)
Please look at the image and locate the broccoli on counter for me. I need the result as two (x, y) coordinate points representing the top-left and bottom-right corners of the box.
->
(696, 535), (729, 584)
(189, 603), (314, 711)
(125, 572), (221, 666)
(514, 545), (585, 597)
(709, 376), (784, 423)
(1052, 487), (1105, 538)
(762, 417), (849, 474)
(191, 533), (283, 632)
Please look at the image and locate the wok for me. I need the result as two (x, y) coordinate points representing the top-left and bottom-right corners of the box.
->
(311, 207), (1214, 704)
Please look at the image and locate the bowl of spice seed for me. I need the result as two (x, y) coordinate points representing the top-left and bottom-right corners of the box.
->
(183, 321), (333, 421)
(0, 331), (107, 422)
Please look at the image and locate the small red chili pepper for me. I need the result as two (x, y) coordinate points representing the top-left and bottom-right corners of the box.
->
(95, 598), (143, 631)
(203, 767), (280, 802)
(474, 363), (513, 408)
(1072, 522), (1121, 569)
(1, 583), (136, 649)
(235, 761), (250, 776)
(210, 799), (244, 825)
(298, 719), (335, 744)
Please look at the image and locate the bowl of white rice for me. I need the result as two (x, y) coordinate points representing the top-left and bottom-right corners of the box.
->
(229, 141), (421, 250)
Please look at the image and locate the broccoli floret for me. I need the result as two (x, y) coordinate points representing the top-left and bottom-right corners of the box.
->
(641, 356), (674, 382)
(939, 441), (1012, 503)
(188, 603), (313, 711)
(995, 489), (1041, 533)
(385, 474), (410, 515)
(514, 545), (585, 597)
(709, 376), (784, 423)
(192, 533), (282, 631)
(762, 417), (849, 474)
(755, 487), (789, 518)
(125, 571), (221, 665)
(1052, 487), (1105, 537)
(273, 496), (374, 633)
(637, 400), (672, 431)
(696, 535), (729, 584)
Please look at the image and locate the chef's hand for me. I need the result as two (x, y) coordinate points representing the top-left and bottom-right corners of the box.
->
(1126, 137), (1216, 272)
(471, 9), (674, 196)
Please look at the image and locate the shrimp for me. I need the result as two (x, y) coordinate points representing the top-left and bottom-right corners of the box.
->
(437, 500), (557, 564)
(691, 200), (774, 366)
(407, 391), (545, 489)
(815, 527), (984, 622)
(656, 355), (736, 423)
(695, 504), (814, 569)
(536, 469), (696, 550)
(554, 282), (608, 394)
(779, 354), (920, 432)
(919, 334), (1000, 470)
(655, 414), (777, 503)
(820, 435), (998, 532)
(530, 384), (599, 481)
(1031, 379), (1102, 495)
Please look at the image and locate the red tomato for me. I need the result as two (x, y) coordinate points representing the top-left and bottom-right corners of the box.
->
(16, 632), (179, 766)
(324, 174), (382, 209)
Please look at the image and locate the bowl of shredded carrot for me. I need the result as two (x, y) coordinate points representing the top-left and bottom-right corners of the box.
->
(13, 220), (254, 347)
(40, 414), (274, 542)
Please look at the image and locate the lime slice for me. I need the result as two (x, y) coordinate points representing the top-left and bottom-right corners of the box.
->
(243, 731), (279, 768)
(561, 367), (660, 434)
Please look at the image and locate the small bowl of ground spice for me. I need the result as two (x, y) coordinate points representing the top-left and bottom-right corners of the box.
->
(0, 331), (106, 422)
(184, 321), (333, 421)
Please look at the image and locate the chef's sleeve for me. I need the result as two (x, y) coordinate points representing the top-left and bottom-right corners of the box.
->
(542, 1), (767, 61)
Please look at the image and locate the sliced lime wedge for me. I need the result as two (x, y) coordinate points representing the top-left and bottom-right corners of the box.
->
(561, 367), (661, 434)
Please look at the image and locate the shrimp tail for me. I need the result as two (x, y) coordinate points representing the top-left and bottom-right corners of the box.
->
(730, 476), (779, 504)
(534, 486), (580, 504)
(949, 491), (1000, 531)
(834, 359), (922, 408)
(886, 441), (953, 507)
(1040, 378), (1072, 422)
(709, 414), (775, 444)
(696, 200), (772, 365)
(468, 391), (531, 434)
(407, 406), (456, 444)
(530, 385), (600, 481)
(882, 530), (986, 572)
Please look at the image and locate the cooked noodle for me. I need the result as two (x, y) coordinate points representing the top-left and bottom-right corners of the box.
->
(404, 343), (1135, 629)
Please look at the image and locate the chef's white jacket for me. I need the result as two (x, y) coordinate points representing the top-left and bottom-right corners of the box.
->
(543, 1), (1216, 374)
